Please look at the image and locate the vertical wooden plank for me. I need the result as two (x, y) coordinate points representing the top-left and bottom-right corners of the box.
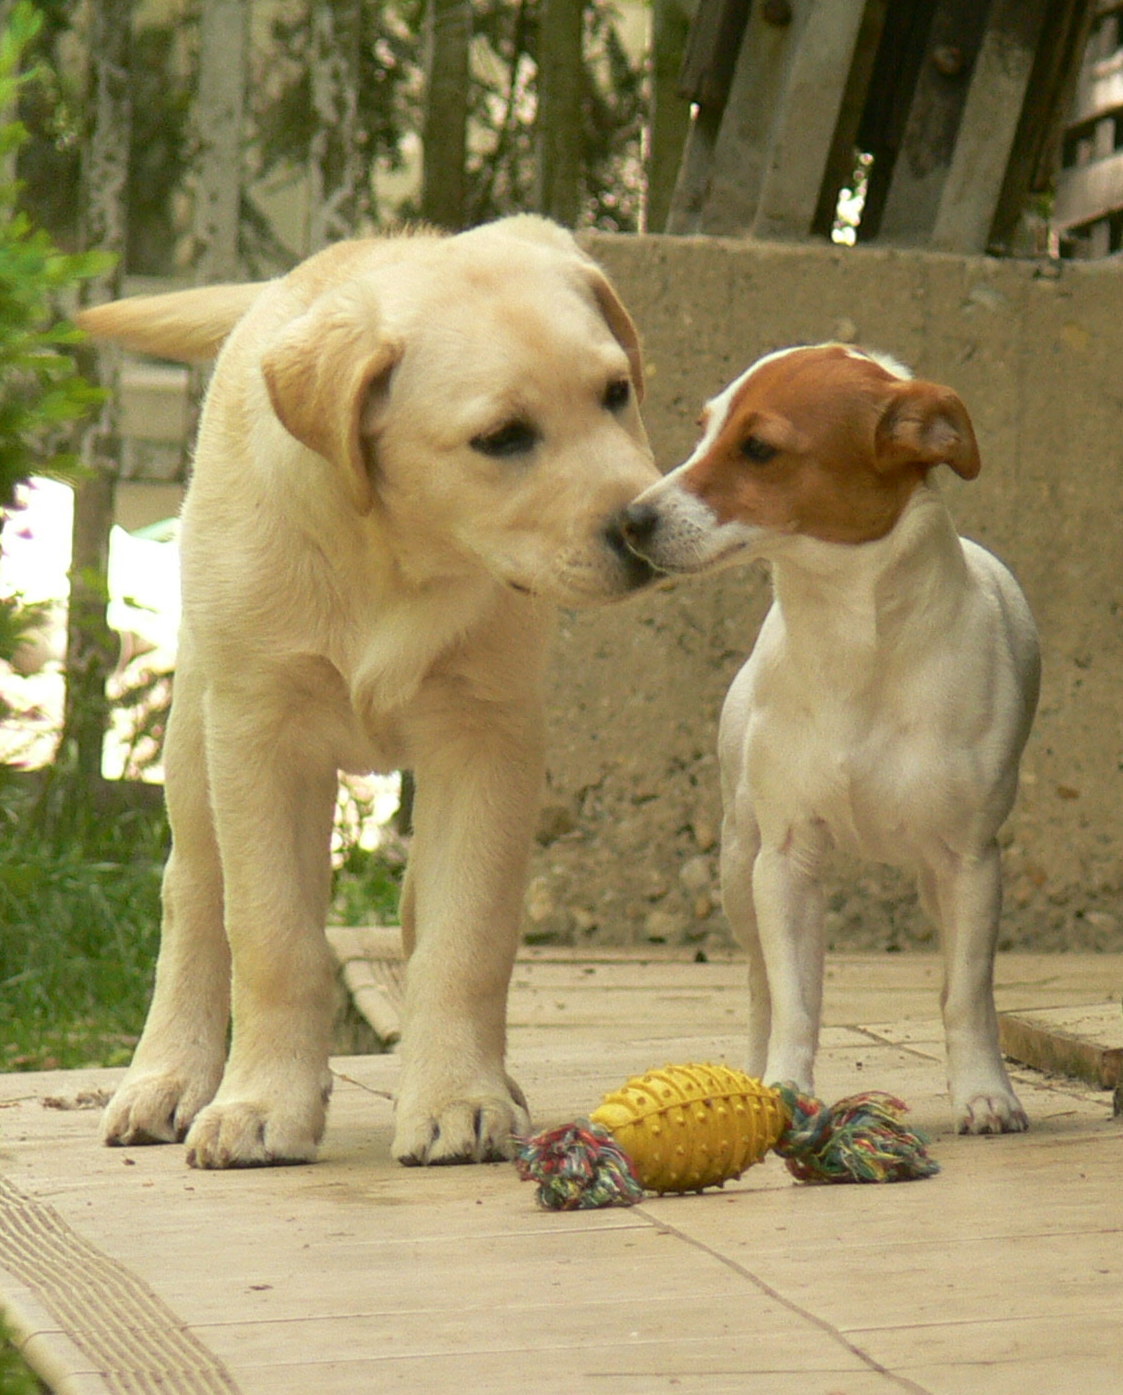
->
(988, 0), (1096, 254)
(875, 0), (990, 245)
(852, 0), (940, 242)
(647, 0), (696, 233)
(192, 0), (247, 283)
(930, 0), (1052, 252)
(65, 0), (134, 799)
(750, 0), (870, 240)
(810, 0), (891, 239)
(307, 1), (368, 251)
(534, 0), (585, 227)
(676, 0), (750, 107)
(693, 0), (807, 236)
(665, 104), (723, 234)
(421, 0), (472, 229)
(665, 0), (752, 235)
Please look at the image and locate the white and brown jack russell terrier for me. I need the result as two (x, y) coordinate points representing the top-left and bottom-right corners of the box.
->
(620, 343), (1040, 1134)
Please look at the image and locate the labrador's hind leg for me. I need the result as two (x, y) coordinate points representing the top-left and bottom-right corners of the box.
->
(102, 668), (230, 1147)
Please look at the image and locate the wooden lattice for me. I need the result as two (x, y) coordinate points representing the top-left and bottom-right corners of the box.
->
(665, 0), (1099, 258)
(1055, 1), (1123, 256)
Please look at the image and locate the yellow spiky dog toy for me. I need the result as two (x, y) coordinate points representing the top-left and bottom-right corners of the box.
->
(516, 1063), (938, 1209)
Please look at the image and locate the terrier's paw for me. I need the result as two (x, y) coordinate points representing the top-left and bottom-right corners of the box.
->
(393, 1075), (530, 1166)
(955, 1090), (1028, 1135)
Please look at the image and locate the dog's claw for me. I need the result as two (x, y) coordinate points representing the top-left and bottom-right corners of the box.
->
(955, 1093), (1029, 1135)
(101, 1070), (218, 1148)
(184, 1099), (324, 1168)
(392, 1085), (530, 1166)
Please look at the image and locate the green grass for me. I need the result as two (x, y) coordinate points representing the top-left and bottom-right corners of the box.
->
(0, 796), (166, 1072)
(0, 1321), (46, 1394)
(0, 782), (404, 1074)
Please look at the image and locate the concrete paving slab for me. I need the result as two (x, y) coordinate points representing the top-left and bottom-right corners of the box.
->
(2, 952), (1121, 1394)
(999, 1001), (1123, 1088)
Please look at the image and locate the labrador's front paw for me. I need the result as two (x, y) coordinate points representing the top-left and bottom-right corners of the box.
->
(185, 1094), (327, 1168)
(392, 1074), (530, 1166)
(101, 1066), (221, 1147)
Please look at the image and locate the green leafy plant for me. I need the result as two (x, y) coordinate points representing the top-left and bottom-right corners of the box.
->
(460, 0), (648, 230)
(0, 3), (143, 1073)
(330, 777), (404, 927)
(0, 6), (108, 498)
(257, 0), (647, 236)
(1, 1), (110, 699)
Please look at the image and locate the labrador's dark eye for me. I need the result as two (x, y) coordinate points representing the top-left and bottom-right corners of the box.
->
(603, 378), (630, 412)
(471, 421), (538, 458)
(741, 435), (778, 464)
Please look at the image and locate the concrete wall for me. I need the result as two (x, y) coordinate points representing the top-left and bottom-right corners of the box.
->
(530, 235), (1123, 953)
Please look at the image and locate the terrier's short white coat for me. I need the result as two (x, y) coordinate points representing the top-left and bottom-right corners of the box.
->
(623, 344), (1039, 1133)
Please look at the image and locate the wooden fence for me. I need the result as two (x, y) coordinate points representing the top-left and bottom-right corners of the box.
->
(1054, 0), (1123, 256)
(665, 0), (1100, 258)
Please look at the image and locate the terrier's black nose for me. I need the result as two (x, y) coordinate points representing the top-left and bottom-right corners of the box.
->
(620, 500), (659, 546)
(603, 505), (658, 588)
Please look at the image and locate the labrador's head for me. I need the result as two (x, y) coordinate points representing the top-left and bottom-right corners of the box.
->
(262, 218), (661, 605)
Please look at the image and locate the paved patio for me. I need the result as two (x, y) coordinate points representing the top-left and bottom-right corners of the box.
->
(2, 950), (1121, 1394)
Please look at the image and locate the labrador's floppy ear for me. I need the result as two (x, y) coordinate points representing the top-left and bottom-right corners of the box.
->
(582, 263), (646, 403)
(874, 378), (980, 480)
(261, 280), (402, 514)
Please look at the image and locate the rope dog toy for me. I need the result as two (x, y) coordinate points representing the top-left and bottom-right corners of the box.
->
(515, 1062), (938, 1210)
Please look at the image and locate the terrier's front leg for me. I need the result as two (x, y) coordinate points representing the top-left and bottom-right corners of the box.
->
(925, 850), (1027, 1134)
(752, 839), (827, 1093)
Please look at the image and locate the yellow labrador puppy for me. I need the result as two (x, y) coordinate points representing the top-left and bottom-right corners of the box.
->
(79, 216), (659, 1168)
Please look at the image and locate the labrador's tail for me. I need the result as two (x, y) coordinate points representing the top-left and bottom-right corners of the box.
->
(77, 282), (266, 363)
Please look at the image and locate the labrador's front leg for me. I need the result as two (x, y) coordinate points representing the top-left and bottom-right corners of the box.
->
(392, 696), (543, 1165)
(184, 691), (340, 1168)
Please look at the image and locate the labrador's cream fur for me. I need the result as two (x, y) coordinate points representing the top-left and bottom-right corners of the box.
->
(79, 216), (659, 1168)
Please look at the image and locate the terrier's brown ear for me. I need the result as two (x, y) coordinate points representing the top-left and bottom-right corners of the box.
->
(875, 379), (980, 480)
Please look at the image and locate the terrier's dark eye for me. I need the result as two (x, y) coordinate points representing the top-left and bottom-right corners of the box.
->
(471, 421), (538, 458)
(741, 435), (778, 464)
(603, 378), (630, 411)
